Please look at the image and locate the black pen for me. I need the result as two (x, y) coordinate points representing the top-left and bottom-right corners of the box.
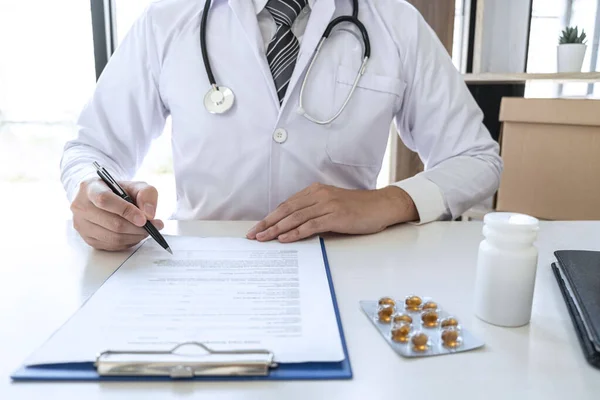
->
(93, 162), (173, 254)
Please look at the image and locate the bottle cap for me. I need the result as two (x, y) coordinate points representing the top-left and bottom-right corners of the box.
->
(483, 212), (539, 231)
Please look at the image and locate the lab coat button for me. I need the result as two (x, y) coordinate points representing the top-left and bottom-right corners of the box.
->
(273, 128), (288, 144)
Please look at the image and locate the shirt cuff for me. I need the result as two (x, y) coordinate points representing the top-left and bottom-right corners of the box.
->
(392, 176), (448, 225)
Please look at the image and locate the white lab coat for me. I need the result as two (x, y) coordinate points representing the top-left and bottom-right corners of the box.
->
(61, 0), (502, 223)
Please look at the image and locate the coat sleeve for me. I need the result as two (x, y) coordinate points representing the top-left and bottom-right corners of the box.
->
(60, 7), (167, 201)
(391, 6), (503, 223)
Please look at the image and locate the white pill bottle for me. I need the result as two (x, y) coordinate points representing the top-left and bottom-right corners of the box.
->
(474, 212), (540, 327)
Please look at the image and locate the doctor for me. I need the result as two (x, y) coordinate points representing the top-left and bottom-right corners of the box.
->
(62, 0), (502, 251)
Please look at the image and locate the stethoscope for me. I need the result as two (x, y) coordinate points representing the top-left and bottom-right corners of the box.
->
(201, 0), (370, 125)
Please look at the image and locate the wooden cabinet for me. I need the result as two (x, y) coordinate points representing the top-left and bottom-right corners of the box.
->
(405, 0), (455, 53)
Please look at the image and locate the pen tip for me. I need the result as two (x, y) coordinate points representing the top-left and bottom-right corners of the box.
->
(166, 247), (173, 255)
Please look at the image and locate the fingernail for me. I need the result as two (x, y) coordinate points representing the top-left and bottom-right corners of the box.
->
(279, 234), (289, 241)
(256, 231), (266, 239)
(133, 214), (146, 226)
(144, 203), (156, 218)
(155, 220), (164, 230)
(246, 226), (257, 239)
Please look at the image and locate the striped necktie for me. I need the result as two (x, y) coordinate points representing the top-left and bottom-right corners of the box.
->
(265, 0), (308, 104)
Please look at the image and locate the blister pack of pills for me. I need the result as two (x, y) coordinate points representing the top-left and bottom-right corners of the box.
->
(360, 296), (484, 358)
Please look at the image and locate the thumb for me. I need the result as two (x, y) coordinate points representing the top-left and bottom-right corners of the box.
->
(120, 181), (159, 220)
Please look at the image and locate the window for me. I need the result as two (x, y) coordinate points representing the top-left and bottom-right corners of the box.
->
(453, 0), (471, 72)
(0, 0), (96, 220)
(527, 0), (600, 97)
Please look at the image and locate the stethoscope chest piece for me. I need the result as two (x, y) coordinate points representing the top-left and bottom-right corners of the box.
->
(204, 86), (235, 114)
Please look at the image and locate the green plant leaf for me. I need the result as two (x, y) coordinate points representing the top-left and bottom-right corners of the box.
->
(559, 26), (589, 44)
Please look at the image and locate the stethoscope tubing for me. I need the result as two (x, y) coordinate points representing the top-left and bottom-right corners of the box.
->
(200, 0), (371, 121)
(201, 0), (216, 86)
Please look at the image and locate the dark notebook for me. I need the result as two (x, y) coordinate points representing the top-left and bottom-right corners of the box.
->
(552, 250), (600, 369)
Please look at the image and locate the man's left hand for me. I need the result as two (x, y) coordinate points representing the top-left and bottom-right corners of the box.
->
(247, 183), (419, 243)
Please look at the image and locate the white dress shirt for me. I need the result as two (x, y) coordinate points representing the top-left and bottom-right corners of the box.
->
(60, 0), (502, 224)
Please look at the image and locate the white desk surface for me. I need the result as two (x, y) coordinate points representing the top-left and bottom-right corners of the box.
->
(2, 220), (600, 399)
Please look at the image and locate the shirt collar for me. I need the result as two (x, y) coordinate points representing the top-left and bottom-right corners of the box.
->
(252, 0), (315, 15)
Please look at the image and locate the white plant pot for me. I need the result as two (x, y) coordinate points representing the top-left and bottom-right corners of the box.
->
(557, 44), (587, 73)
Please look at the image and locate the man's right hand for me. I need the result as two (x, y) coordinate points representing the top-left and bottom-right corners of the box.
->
(70, 178), (164, 251)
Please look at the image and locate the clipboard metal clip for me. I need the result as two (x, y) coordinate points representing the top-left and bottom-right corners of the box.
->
(95, 342), (278, 378)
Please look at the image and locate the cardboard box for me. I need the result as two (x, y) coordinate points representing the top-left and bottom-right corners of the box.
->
(497, 98), (600, 220)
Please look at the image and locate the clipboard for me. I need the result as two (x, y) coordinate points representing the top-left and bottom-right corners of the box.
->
(12, 239), (352, 381)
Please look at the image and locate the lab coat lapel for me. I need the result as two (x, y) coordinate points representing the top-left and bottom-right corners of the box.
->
(228, 0), (279, 109)
(280, 0), (336, 111)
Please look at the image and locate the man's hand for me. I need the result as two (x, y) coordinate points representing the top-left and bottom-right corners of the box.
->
(70, 178), (164, 251)
(247, 183), (419, 243)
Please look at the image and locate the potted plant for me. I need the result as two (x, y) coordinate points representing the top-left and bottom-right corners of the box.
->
(557, 26), (587, 73)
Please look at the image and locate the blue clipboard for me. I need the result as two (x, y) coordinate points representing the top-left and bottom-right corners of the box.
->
(11, 239), (352, 381)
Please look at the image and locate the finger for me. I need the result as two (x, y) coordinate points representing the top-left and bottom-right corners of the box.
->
(91, 210), (164, 234)
(277, 215), (334, 243)
(149, 219), (165, 230)
(246, 186), (318, 240)
(85, 207), (148, 235)
(83, 237), (134, 252)
(255, 205), (327, 242)
(248, 195), (318, 240)
(87, 180), (147, 227)
(121, 182), (159, 220)
(80, 218), (148, 248)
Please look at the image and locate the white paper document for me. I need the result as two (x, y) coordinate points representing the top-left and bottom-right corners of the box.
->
(27, 236), (344, 365)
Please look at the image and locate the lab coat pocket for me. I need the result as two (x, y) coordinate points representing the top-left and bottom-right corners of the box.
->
(326, 65), (406, 168)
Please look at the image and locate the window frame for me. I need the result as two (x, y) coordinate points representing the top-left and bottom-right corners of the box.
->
(90, 0), (117, 80)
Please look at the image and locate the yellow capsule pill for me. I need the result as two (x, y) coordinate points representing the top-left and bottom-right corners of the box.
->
(411, 332), (429, 352)
(404, 295), (423, 312)
(377, 304), (395, 323)
(441, 328), (462, 349)
(378, 297), (396, 307)
(391, 323), (412, 343)
(440, 317), (459, 329)
(392, 313), (413, 325)
(421, 310), (439, 328)
(422, 301), (438, 311)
